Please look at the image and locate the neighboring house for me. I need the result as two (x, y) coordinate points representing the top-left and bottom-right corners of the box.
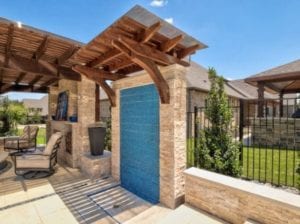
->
(23, 95), (48, 118)
(99, 61), (299, 121)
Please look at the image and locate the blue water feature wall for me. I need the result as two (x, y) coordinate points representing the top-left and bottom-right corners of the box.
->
(120, 84), (160, 204)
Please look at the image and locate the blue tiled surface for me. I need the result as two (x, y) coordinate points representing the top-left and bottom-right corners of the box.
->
(120, 84), (160, 204)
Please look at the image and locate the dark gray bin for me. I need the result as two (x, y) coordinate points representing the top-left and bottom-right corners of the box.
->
(88, 126), (106, 156)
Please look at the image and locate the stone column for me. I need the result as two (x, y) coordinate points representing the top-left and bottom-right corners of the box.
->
(77, 75), (96, 156)
(111, 64), (187, 209)
(160, 66), (187, 208)
(47, 86), (59, 140)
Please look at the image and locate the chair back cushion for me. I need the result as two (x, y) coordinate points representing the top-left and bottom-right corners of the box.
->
(43, 132), (62, 156)
(20, 126), (39, 141)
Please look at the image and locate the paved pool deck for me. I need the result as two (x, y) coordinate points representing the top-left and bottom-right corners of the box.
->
(0, 155), (226, 224)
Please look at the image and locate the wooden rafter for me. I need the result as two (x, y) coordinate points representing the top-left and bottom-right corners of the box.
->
(29, 75), (43, 86)
(113, 37), (189, 67)
(42, 78), (58, 87)
(0, 54), (81, 82)
(160, 35), (183, 52)
(32, 35), (49, 60)
(177, 44), (200, 59)
(138, 21), (161, 43)
(108, 58), (134, 72)
(56, 45), (80, 65)
(4, 23), (14, 66)
(112, 39), (170, 104)
(15, 72), (26, 84)
(72, 65), (125, 81)
(87, 48), (122, 68)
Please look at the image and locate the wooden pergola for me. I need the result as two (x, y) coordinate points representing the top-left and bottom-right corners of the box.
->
(0, 17), (82, 94)
(71, 5), (207, 106)
(245, 59), (300, 116)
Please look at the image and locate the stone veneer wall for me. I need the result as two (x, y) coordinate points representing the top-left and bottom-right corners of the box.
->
(250, 118), (300, 148)
(77, 76), (96, 154)
(111, 64), (187, 208)
(185, 167), (300, 224)
(47, 76), (96, 169)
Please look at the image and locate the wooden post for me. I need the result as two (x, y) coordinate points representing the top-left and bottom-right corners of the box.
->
(257, 82), (265, 117)
(279, 91), (283, 117)
(95, 83), (100, 121)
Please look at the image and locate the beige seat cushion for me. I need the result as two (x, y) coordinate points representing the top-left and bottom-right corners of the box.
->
(43, 132), (62, 156)
(16, 154), (50, 169)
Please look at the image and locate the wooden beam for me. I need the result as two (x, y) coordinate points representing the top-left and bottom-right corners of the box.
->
(15, 72), (26, 84)
(0, 54), (81, 82)
(112, 37), (189, 67)
(29, 75), (43, 86)
(42, 78), (58, 87)
(138, 21), (161, 43)
(32, 35), (49, 60)
(160, 35), (183, 52)
(112, 39), (170, 104)
(56, 46), (80, 65)
(177, 44), (200, 59)
(281, 88), (300, 94)
(9, 54), (57, 77)
(87, 48), (122, 68)
(0, 84), (47, 94)
(72, 65), (125, 81)
(4, 23), (14, 66)
(39, 60), (81, 81)
(108, 58), (134, 72)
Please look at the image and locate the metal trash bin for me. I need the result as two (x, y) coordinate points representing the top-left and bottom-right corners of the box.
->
(88, 125), (106, 156)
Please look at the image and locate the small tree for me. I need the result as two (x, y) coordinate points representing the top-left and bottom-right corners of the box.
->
(196, 68), (241, 176)
(0, 97), (28, 136)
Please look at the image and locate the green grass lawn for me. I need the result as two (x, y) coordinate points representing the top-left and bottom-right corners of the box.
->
(187, 138), (300, 188)
(18, 127), (46, 145)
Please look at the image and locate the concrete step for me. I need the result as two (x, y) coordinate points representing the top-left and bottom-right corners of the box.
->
(157, 204), (228, 224)
(124, 204), (171, 224)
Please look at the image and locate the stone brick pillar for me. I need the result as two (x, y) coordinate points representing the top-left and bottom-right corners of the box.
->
(77, 75), (96, 155)
(47, 86), (59, 140)
(111, 64), (187, 209)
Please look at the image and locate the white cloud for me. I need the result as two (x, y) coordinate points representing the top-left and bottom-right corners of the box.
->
(164, 17), (174, 24)
(150, 0), (168, 7)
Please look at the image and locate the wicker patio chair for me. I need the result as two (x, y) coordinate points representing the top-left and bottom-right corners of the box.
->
(12, 132), (62, 178)
(4, 125), (39, 153)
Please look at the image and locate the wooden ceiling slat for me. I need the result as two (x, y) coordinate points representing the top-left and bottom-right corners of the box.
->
(87, 49), (122, 68)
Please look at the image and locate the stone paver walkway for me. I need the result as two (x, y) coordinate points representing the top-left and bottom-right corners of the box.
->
(0, 155), (227, 224)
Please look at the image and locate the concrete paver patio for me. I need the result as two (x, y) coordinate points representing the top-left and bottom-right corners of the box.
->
(0, 155), (226, 224)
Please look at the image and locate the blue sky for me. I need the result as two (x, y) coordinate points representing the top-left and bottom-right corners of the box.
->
(1, 0), (299, 100)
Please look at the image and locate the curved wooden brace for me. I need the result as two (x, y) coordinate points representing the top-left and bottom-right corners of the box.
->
(98, 79), (116, 107)
(74, 67), (117, 107)
(112, 39), (170, 104)
(133, 55), (170, 104)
